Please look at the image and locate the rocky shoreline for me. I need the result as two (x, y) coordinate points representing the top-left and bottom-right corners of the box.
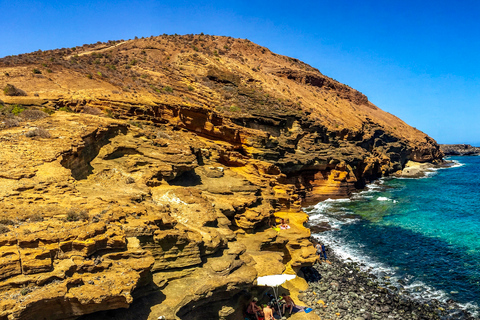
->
(298, 248), (476, 320)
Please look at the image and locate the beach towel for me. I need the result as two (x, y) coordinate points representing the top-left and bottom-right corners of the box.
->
(290, 305), (312, 313)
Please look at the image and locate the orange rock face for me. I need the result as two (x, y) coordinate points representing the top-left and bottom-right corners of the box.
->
(0, 35), (443, 319)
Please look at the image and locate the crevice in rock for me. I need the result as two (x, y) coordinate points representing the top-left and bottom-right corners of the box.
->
(60, 125), (128, 180)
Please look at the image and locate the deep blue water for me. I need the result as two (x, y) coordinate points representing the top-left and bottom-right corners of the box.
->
(306, 156), (480, 315)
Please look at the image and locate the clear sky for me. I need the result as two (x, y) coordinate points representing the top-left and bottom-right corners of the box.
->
(2, 0), (479, 145)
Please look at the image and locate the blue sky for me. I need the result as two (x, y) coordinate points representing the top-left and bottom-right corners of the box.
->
(2, 0), (479, 145)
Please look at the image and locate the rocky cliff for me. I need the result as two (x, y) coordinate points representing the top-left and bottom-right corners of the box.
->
(440, 144), (480, 156)
(0, 34), (443, 320)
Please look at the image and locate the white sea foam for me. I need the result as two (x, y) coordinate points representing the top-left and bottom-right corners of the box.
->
(446, 159), (464, 168)
(323, 198), (351, 203)
(377, 196), (390, 201)
(308, 199), (359, 228)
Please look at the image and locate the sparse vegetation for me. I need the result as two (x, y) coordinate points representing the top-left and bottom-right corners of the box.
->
(66, 209), (89, 222)
(230, 105), (240, 112)
(59, 106), (73, 112)
(20, 288), (32, 296)
(187, 85), (194, 91)
(32, 68), (41, 74)
(42, 108), (55, 115)
(163, 86), (173, 93)
(128, 120), (143, 128)
(11, 104), (24, 115)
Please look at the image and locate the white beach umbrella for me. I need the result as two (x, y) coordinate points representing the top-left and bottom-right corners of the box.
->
(256, 274), (296, 318)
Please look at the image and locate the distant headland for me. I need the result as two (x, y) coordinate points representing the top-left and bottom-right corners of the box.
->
(440, 144), (480, 156)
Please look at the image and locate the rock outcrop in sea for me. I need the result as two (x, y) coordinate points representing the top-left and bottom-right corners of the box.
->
(0, 34), (443, 319)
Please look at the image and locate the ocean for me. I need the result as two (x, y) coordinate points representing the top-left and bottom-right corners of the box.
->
(306, 156), (480, 316)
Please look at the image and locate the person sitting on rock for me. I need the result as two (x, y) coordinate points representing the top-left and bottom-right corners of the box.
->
(263, 302), (275, 320)
(246, 297), (263, 320)
(315, 243), (323, 261)
(280, 294), (295, 315)
(280, 218), (290, 230)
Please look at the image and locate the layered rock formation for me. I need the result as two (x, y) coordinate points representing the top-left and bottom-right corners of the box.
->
(0, 35), (443, 319)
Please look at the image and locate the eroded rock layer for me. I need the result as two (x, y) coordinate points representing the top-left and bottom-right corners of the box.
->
(0, 35), (443, 319)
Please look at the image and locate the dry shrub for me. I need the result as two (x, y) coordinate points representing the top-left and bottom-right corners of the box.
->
(0, 219), (15, 225)
(66, 209), (89, 221)
(29, 213), (44, 222)
(83, 106), (103, 116)
(0, 225), (10, 234)
(3, 84), (26, 96)
(25, 127), (51, 138)
(20, 109), (49, 121)
(3, 117), (20, 128)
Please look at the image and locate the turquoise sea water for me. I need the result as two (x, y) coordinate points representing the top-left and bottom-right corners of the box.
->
(306, 156), (480, 315)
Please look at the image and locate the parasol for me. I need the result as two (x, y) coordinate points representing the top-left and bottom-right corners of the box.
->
(256, 274), (296, 318)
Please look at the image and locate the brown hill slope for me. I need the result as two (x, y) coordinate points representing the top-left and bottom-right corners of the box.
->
(1, 34), (442, 187)
(0, 35), (442, 320)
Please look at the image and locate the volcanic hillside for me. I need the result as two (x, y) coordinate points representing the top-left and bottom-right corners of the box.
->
(1, 34), (442, 186)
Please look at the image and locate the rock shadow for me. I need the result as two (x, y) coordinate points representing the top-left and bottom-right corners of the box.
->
(168, 169), (202, 187)
(77, 287), (166, 320)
